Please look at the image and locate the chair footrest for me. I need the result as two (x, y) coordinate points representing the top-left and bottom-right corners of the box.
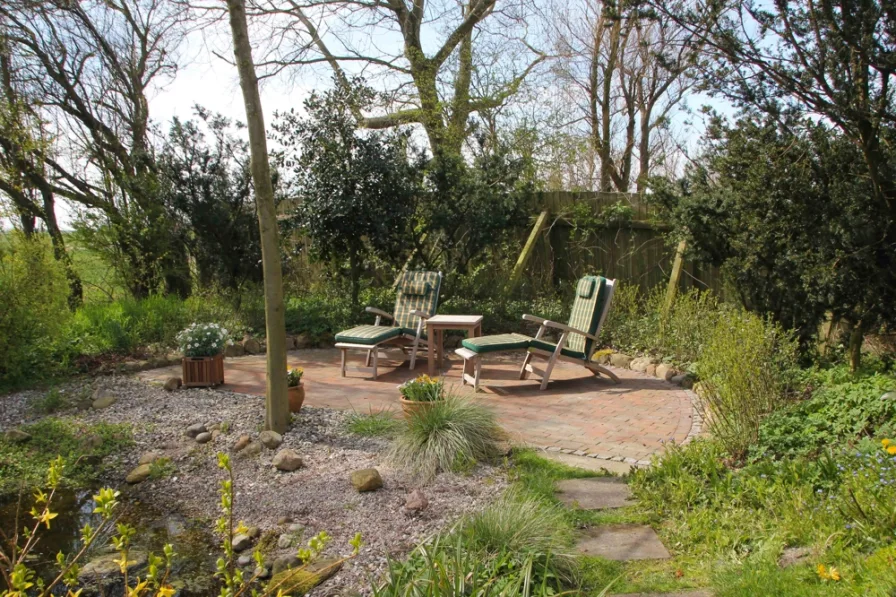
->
(455, 347), (478, 359)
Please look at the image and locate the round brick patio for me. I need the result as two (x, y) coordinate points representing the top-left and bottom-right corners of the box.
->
(140, 349), (697, 466)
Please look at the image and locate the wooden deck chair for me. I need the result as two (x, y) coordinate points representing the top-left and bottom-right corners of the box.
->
(456, 276), (619, 391)
(334, 271), (442, 379)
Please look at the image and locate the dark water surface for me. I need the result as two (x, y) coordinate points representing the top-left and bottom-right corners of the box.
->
(0, 487), (219, 595)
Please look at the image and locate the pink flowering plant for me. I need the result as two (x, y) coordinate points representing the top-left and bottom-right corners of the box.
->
(176, 323), (231, 357)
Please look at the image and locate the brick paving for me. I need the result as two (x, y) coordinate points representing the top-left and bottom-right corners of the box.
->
(139, 349), (695, 463)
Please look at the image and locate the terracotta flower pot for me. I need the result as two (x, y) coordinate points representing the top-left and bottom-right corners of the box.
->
(399, 396), (443, 421)
(288, 383), (305, 413)
(182, 353), (225, 387)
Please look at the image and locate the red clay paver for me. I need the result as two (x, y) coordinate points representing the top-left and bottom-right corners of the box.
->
(139, 349), (694, 463)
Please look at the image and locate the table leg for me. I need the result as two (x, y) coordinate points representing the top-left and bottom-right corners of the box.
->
(436, 329), (443, 372)
(428, 328), (435, 376)
(473, 323), (482, 337)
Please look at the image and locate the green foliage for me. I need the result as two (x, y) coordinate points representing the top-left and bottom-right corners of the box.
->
(286, 368), (304, 387)
(696, 308), (798, 459)
(373, 490), (580, 597)
(421, 139), (533, 276)
(373, 532), (569, 597)
(273, 78), (420, 304)
(0, 232), (72, 387)
(344, 410), (401, 438)
(389, 396), (504, 481)
(0, 418), (133, 491)
(398, 375), (444, 402)
(30, 388), (68, 415)
(176, 322), (230, 357)
(653, 113), (896, 346)
(598, 283), (720, 366)
(756, 364), (896, 460)
(148, 457), (176, 480)
(158, 107), (263, 291)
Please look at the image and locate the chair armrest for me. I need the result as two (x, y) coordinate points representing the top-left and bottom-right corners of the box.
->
(542, 320), (600, 341)
(522, 314), (548, 324)
(410, 310), (432, 319)
(365, 307), (393, 320)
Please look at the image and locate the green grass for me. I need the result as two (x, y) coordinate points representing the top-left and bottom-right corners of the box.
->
(148, 457), (176, 480)
(388, 396), (505, 481)
(29, 387), (70, 414)
(344, 409), (402, 437)
(0, 418), (133, 492)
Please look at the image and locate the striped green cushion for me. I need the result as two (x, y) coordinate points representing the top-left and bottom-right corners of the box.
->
(462, 333), (531, 354)
(394, 271), (441, 329)
(528, 338), (585, 360)
(400, 328), (428, 340)
(335, 325), (402, 346)
(566, 276), (607, 356)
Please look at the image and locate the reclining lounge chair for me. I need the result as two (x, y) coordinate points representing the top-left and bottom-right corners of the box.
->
(334, 271), (442, 380)
(455, 276), (619, 391)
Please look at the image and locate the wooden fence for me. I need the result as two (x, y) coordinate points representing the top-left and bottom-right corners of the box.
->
(519, 191), (722, 294)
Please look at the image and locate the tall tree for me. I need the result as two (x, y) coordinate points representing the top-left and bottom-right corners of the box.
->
(247, 0), (544, 157)
(651, 0), (896, 364)
(550, 0), (698, 191)
(225, 0), (289, 433)
(0, 0), (188, 298)
(272, 79), (420, 307)
(0, 32), (82, 306)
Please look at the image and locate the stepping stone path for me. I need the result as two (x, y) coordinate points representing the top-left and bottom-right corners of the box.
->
(542, 451), (635, 475)
(575, 524), (671, 561)
(554, 469), (673, 567)
(556, 477), (634, 510)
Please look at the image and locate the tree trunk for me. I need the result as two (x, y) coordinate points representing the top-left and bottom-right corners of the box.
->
(225, 0), (289, 433)
(39, 187), (83, 308)
(847, 320), (867, 373)
(349, 248), (361, 310)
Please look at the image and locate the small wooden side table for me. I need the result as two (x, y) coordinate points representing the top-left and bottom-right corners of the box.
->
(425, 314), (483, 376)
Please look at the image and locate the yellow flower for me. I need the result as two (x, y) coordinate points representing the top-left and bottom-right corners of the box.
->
(156, 586), (176, 597)
(829, 567), (841, 581)
(883, 439), (892, 448)
(31, 507), (58, 529)
(817, 564), (829, 580)
(887, 446), (896, 456)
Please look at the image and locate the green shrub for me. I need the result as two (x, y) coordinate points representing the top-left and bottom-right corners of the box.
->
(388, 396), (504, 481)
(755, 364), (896, 460)
(696, 308), (798, 459)
(0, 233), (73, 388)
(599, 283), (720, 365)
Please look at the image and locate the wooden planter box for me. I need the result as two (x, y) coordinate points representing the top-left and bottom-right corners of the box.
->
(182, 354), (225, 387)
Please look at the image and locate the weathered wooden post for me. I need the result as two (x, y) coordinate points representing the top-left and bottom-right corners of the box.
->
(506, 210), (550, 294)
(663, 240), (687, 318)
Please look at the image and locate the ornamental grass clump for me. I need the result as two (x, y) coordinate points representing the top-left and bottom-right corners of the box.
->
(389, 395), (504, 481)
(176, 323), (231, 357)
(458, 491), (578, 583)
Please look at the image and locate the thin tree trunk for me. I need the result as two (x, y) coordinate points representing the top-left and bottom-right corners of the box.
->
(847, 320), (867, 373)
(225, 0), (289, 433)
(40, 187), (83, 308)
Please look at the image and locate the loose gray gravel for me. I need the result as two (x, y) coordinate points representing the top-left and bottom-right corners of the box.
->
(1, 376), (508, 595)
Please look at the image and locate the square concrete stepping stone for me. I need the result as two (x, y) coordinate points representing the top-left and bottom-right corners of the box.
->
(556, 477), (634, 509)
(575, 524), (670, 561)
(542, 451), (634, 475)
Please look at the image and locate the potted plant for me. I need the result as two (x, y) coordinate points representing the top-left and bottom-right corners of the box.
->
(287, 367), (305, 413)
(398, 375), (445, 420)
(177, 323), (230, 387)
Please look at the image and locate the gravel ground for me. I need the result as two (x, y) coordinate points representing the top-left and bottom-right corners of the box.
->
(1, 376), (508, 595)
